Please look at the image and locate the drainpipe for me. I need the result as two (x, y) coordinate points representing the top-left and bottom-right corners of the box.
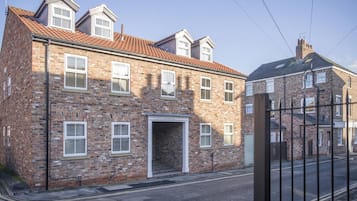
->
(44, 39), (51, 190)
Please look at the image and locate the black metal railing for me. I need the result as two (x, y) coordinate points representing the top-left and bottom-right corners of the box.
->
(254, 90), (357, 201)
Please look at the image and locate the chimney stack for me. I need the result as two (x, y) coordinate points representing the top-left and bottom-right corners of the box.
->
(296, 39), (313, 60)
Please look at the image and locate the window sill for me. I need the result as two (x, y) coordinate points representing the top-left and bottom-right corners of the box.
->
(337, 144), (344, 147)
(110, 92), (131, 97)
(62, 88), (90, 94)
(200, 146), (212, 150)
(110, 152), (132, 157)
(222, 144), (234, 148)
(62, 155), (89, 160)
(160, 96), (177, 101)
(224, 101), (234, 105)
(200, 99), (212, 103)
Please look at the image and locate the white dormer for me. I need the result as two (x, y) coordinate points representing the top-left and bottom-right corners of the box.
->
(192, 36), (215, 62)
(155, 29), (194, 58)
(35, 0), (79, 32)
(76, 4), (117, 41)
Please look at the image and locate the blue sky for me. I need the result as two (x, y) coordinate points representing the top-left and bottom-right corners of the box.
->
(0, 0), (356, 75)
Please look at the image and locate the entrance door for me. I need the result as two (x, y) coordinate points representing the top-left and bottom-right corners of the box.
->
(147, 115), (189, 178)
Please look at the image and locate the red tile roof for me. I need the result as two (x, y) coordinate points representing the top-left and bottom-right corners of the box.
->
(10, 6), (246, 78)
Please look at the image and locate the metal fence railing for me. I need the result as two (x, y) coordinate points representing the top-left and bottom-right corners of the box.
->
(254, 91), (357, 201)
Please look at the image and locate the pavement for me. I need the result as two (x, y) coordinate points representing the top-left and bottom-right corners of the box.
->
(0, 155), (355, 201)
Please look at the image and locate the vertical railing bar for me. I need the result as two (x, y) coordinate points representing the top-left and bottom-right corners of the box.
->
(291, 98), (294, 201)
(346, 90), (350, 200)
(303, 95), (306, 201)
(279, 100), (282, 201)
(316, 88), (320, 200)
(330, 91), (335, 200)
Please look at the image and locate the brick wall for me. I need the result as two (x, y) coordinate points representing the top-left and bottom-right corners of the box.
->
(28, 41), (245, 189)
(0, 10), (35, 186)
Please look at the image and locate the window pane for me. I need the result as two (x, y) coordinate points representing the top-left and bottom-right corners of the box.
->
(65, 72), (75, 87)
(67, 57), (76, 69)
(62, 9), (70, 17)
(75, 139), (85, 153)
(54, 7), (61, 15)
(66, 124), (75, 136)
(120, 125), (129, 136)
(201, 89), (206, 99)
(76, 124), (85, 136)
(76, 73), (86, 88)
(225, 92), (233, 102)
(113, 125), (120, 136)
(113, 138), (120, 151)
(65, 139), (75, 154)
(118, 79), (129, 92)
(224, 135), (233, 145)
(62, 19), (71, 29)
(162, 84), (175, 96)
(53, 17), (62, 27)
(121, 138), (129, 151)
(201, 136), (210, 146)
(103, 29), (110, 38)
(206, 90), (211, 99)
(95, 27), (102, 36)
(76, 58), (86, 71)
(202, 125), (210, 134)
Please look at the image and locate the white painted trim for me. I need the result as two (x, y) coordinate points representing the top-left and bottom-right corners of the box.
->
(63, 121), (87, 157)
(200, 76), (212, 101)
(147, 115), (190, 178)
(64, 54), (88, 90)
(200, 123), (212, 148)
(111, 61), (131, 94)
(223, 123), (234, 146)
(161, 70), (176, 98)
(224, 80), (234, 103)
(111, 122), (131, 154)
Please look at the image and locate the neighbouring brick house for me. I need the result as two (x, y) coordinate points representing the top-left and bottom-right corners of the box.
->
(244, 39), (357, 161)
(0, 0), (246, 190)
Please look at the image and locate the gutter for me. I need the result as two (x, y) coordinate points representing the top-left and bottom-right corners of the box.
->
(44, 39), (50, 191)
(31, 35), (246, 80)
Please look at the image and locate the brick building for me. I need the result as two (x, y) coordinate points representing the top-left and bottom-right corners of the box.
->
(244, 39), (357, 161)
(0, 0), (246, 190)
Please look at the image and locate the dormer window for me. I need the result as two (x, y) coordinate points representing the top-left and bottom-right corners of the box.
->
(76, 4), (117, 41)
(177, 40), (190, 57)
(52, 6), (72, 30)
(34, 0), (79, 32)
(201, 47), (212, 62)
(94, 17), (111, 39)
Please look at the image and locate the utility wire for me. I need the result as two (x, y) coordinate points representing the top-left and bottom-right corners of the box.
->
(308, 0), (314, 43)
(262, 0), (294, 56)
(231, 0), (287, 56)
(327, 24), (357, 56)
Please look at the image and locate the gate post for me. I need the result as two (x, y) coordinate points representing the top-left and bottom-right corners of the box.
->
(254, 93), (271, 201)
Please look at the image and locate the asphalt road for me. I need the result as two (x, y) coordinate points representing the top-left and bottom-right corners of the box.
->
(67, 158), (357, 201)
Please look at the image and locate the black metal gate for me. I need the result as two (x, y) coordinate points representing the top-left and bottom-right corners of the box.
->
(254, 91), (357, 201)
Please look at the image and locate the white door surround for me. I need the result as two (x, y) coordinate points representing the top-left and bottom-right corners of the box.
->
(147, 114), (190, 178)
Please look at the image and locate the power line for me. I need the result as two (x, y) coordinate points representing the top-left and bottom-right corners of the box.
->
(262, 0), (294, 56)
(308, 0), (314, 43)
(231, 0), (287, 56)
(327, 24), (357, 55)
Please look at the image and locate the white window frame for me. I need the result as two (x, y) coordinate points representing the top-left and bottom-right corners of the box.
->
(246, 82), (253, 96)
(51, 6), (72, 31)
(224, 123), (234, 146)
(63, 121), (87, 157)
(224, 81), (234, 103)
(6, 126), (10, 147)
(319, 130), (323, 147)
(111, 62), (130, 94)
(301, 97), (315, 113)
(94, 16), (112, 39)
(201, 46), (212, 62)
(336, 95), (342, 117)
(246, 104), (253, 114)
(111, 122), (131, 154)
(266, 79), (274, 93)
(7, 77), (11, 97)
(337, 128), (343, 146)
(161, 70), (176, 98)
(316, 72), (326, 84)
(200, 123), (212, 148)
(2, 127), (5, 146)
(303, 73), (313, 88)
(177, 40), (190, 57)
(64, 54), (88, 90)
(200, 77), (211, 101)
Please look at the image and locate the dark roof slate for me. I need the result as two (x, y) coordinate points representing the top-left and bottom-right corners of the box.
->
(247, 52), (356, 81)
